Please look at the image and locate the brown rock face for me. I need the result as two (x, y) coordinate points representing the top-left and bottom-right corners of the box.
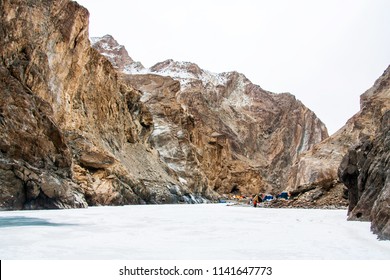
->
(93, 39), (328, 197)
(0, 0), (329, 210)
(0, 0), (196, 209)
(166, 68), (328, 195)
(287, 66), (390, 209)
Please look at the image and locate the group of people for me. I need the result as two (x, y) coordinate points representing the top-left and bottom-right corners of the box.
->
(224, 192), (290, 207)
(250, 192), (289, 207)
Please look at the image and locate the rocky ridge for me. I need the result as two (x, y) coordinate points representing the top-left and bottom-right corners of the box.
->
(92, 36), (328, 197)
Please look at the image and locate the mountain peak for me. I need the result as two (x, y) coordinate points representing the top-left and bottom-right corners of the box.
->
(91, 35), (255, 90)
(91, 35), (144, 73)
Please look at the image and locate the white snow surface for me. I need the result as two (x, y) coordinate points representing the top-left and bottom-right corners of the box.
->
(1, 204), (389, 260)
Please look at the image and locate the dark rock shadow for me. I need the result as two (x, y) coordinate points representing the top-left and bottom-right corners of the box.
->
(0, 216), (77, 227)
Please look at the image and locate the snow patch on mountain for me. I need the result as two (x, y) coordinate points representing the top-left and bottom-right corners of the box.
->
(223, 73), (251, 108)
(149, 59), (228, 89)
(123, 63), (147, 74)
(91, 35), (145, 73)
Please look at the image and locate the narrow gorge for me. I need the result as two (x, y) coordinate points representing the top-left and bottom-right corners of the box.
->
(0, 0), (389, 240)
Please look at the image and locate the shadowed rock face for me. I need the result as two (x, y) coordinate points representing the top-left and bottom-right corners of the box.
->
(339, 110), (390, 239)
(0, 0), (201, 209)
(93, 38), (328, 197)
(286, 66), (390, 209)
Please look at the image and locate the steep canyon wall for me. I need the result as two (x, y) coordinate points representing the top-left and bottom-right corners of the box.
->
(0, 0), (200, 209)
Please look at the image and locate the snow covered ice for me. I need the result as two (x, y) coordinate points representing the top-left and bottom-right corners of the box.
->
(0, 204), (390, 260)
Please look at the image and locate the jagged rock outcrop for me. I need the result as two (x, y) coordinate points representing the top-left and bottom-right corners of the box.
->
(91, 35), (144, 74)
(287, 66), (390, 209)
(339, 112), (390, 239)
(0, 0), (198, 210)
(93, 39), (328, 197)
(338, 72), (390, 239)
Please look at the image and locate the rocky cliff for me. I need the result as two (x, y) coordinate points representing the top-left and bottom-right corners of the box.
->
(285, 66), (390, 209)
(93, 37), (328, 197)
(338, 68), (390, 239)
(0, 0), (200, 210)
(0, 0), (330, 210)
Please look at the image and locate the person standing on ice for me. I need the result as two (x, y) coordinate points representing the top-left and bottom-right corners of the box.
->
(253, 194), (259, 207)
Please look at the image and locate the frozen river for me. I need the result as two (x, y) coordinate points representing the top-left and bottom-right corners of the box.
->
(0, 204), (389, 260)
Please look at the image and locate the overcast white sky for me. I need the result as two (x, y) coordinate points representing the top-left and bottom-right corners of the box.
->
(77, 0), (390, 135)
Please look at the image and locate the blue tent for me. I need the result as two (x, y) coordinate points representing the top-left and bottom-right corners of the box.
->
(278, 192), (289, 199)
